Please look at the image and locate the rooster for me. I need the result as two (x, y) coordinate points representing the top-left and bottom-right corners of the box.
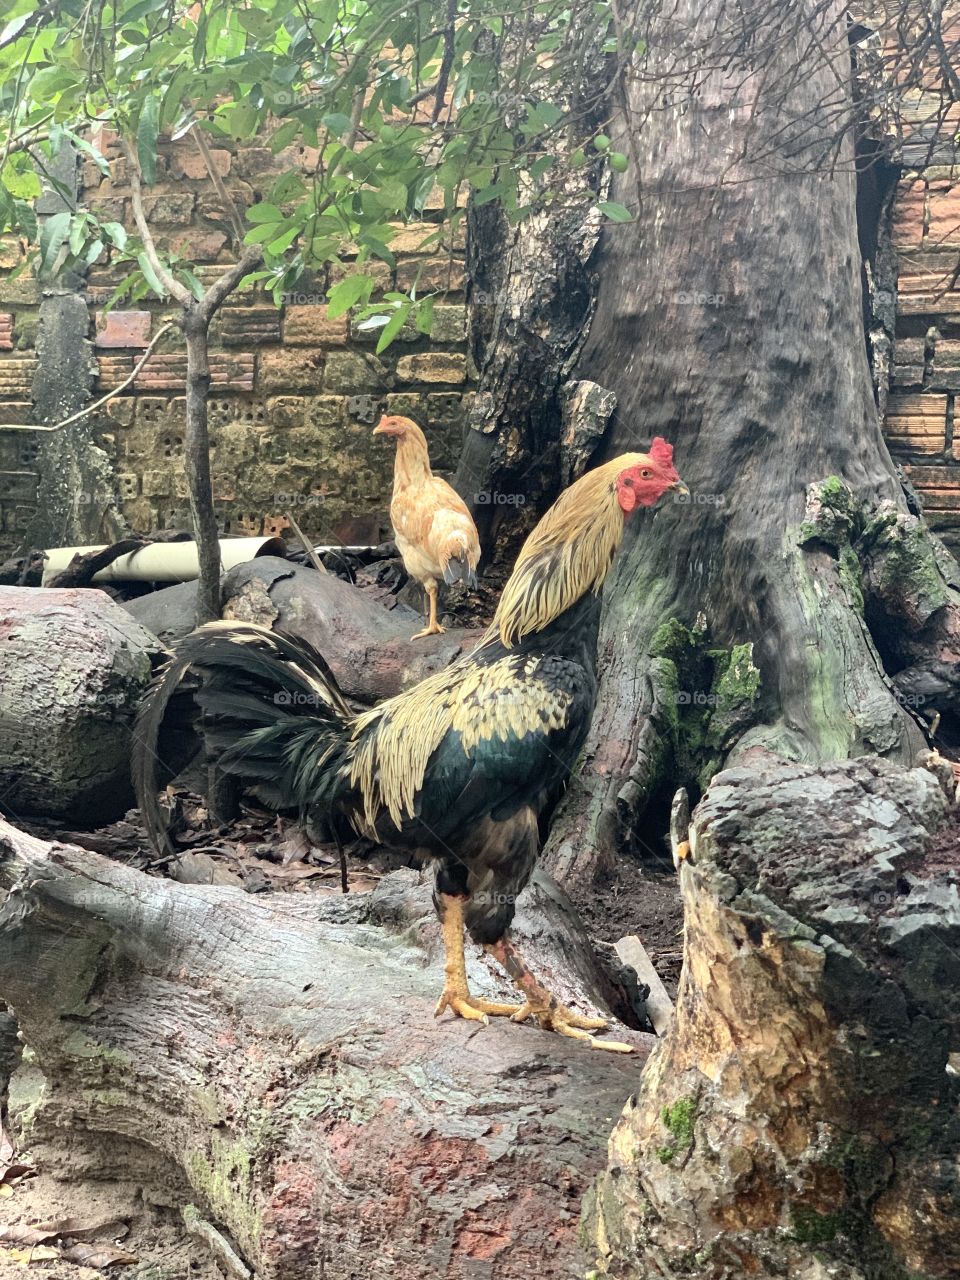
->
(373, 414), (480, 638)
(134, 440), (686, 1051)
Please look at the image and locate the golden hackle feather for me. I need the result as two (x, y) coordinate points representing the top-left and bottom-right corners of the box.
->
(489, 453), (648, 648)
(346, 453), (649, 832)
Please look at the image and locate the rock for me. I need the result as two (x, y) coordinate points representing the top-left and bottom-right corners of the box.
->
(0, 587), (162, 822)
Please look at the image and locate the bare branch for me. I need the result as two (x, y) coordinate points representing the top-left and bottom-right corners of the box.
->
(120, 137), (193, 306)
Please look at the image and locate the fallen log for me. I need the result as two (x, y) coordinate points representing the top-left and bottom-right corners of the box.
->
(0, 818), (652, 1280)
(126, 557), (483, 704)
(585, 754), (960, 1279)
(0, 587), (163, 823)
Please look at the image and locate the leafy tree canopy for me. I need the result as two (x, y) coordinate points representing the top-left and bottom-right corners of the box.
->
(0, 0), (631, 345)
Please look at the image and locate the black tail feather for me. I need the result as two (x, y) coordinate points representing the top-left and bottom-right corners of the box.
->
(442, 553), (478, 589)
(132, 622), (352, 856)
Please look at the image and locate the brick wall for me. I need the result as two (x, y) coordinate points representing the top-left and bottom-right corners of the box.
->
(0, 129), (472, 558)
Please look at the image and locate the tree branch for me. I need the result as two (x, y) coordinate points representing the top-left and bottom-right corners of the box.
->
(190, 123), (246, 249)
(120, 137), (192, 306)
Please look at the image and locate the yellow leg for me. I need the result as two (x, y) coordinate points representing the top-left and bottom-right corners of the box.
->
(485, 935), (635, 1053)
(434, 895), (522, 1024)
(411, 583), (445, 639)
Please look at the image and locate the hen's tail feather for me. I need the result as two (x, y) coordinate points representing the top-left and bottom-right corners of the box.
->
(132, 621), (353, 856)
(442, 552), (478, 589)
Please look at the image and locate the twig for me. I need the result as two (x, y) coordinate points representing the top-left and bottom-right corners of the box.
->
(0, 321), (175, 432)
(190, 123), (247, 249)
(120, 137), (193, 306)
(285, 509), (327, 574)
(181, 1205), (250, 1280)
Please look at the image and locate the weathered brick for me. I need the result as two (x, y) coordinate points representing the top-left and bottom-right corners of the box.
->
(259, 347), (326, 393)
(328, 259), (392, 294)
(117, 473), (140, 499)
(171, 147), (233, 180)
(103, 397), (136, 427)
(95, 310), (151, 348)
(208, 397), (267, 428)
(396, 256), (466, 294)
(168, 228), (228, 262)
(142, 473), (174, 496)
(0, 239), (24, 271)
(0, 277), (40, 306)
(304, 396), (346, 428)
(266, 396), (306, 428)
(218, 305), (282, 346)
(0, 357), (38, 395)
(425, 392), (468, 428)
(0, 402), (33, 425)
(13, 315), (37, 351)
(0, 471), (38, 501)
(395, 352), (466, 384)
(927, 182), (960, 247)
(142, 192), (195, 225)
(885, 393), (948, 453)
(892, 180), (926, 249)
(284, 305), (349, 347)
(0, 314), (13, 352)
(323, 351), (389, 393)
(384, 393), (423, 419)
(929, 338), (960, 390)
(430, 304), (467, 343)
(97, 352), (254, 392)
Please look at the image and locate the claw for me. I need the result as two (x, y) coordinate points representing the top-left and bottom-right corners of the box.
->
(486, 934), (637, 1054)
(411, 622), (445, 639)
(435, 989), (522, 1024)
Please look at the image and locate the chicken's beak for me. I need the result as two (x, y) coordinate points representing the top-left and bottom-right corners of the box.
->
(372, 422), (387, 437)
(672, 480), (690, 498)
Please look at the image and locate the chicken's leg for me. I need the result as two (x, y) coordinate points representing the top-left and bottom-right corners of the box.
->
(486, 934), (634, 1053)
(412, 582), (445, 639)
(434, 894), (522, 1024)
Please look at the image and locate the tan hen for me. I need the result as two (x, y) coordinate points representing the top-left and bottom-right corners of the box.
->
(373, 414), (481, 638)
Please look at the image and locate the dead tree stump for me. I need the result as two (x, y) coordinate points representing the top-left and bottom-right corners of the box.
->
(585, 756), (960, 1280)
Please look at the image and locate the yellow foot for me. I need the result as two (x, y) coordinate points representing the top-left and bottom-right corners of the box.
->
(411, 622), (445, 639)
(434, 987), (523, 1024)
(511, 1001), (635, 1053)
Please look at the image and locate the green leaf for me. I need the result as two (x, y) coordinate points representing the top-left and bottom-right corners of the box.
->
(101, 222), (128, 250)
(39, 210), (70, 277)
(137, 249), (167, 297)
(246, 202), (283, 224)
(178, 266), (205, 300)
(13, 200), (37, 244)
(269, 119), (299, 153)
(137, 96), (160, 185)
(598, 201), (633, 223)
(415, 295), (434, 335)
(322, 112), (353, 137)
(375, 301), (412, 354)
(326, 273), (373, 318)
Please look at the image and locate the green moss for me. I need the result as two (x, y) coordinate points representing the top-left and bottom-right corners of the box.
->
(185, 1131), (261, 1251)
(790, 1206), (840, 1245)
(656, 1097), (697, 1163)
(838, 545), (865, 614)
(820, 474), (845, 500)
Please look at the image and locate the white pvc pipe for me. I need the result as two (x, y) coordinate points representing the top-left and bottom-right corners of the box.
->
(41, 536), (288, 585)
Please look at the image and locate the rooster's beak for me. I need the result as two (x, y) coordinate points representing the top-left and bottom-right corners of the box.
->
(672, 481), (690, 497)
(372, 422), (387, 437)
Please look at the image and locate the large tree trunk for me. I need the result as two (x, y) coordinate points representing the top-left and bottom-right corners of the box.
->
(585, 754), (960, 1280)
(0, 818), (650, 1280)
(539, 0), (960, 890)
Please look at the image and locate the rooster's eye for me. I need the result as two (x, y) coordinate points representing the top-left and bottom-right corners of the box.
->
(640, 469), (652, 479)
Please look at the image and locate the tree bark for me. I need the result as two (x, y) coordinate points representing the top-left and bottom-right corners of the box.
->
(182, 312), (222, 627)
(538, 0), (960, 891)
(585, 754), (960, 1280)
(0, 818), (651, 1280)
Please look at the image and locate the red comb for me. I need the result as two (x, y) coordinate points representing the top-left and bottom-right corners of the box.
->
(650, 437), (674, 464)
